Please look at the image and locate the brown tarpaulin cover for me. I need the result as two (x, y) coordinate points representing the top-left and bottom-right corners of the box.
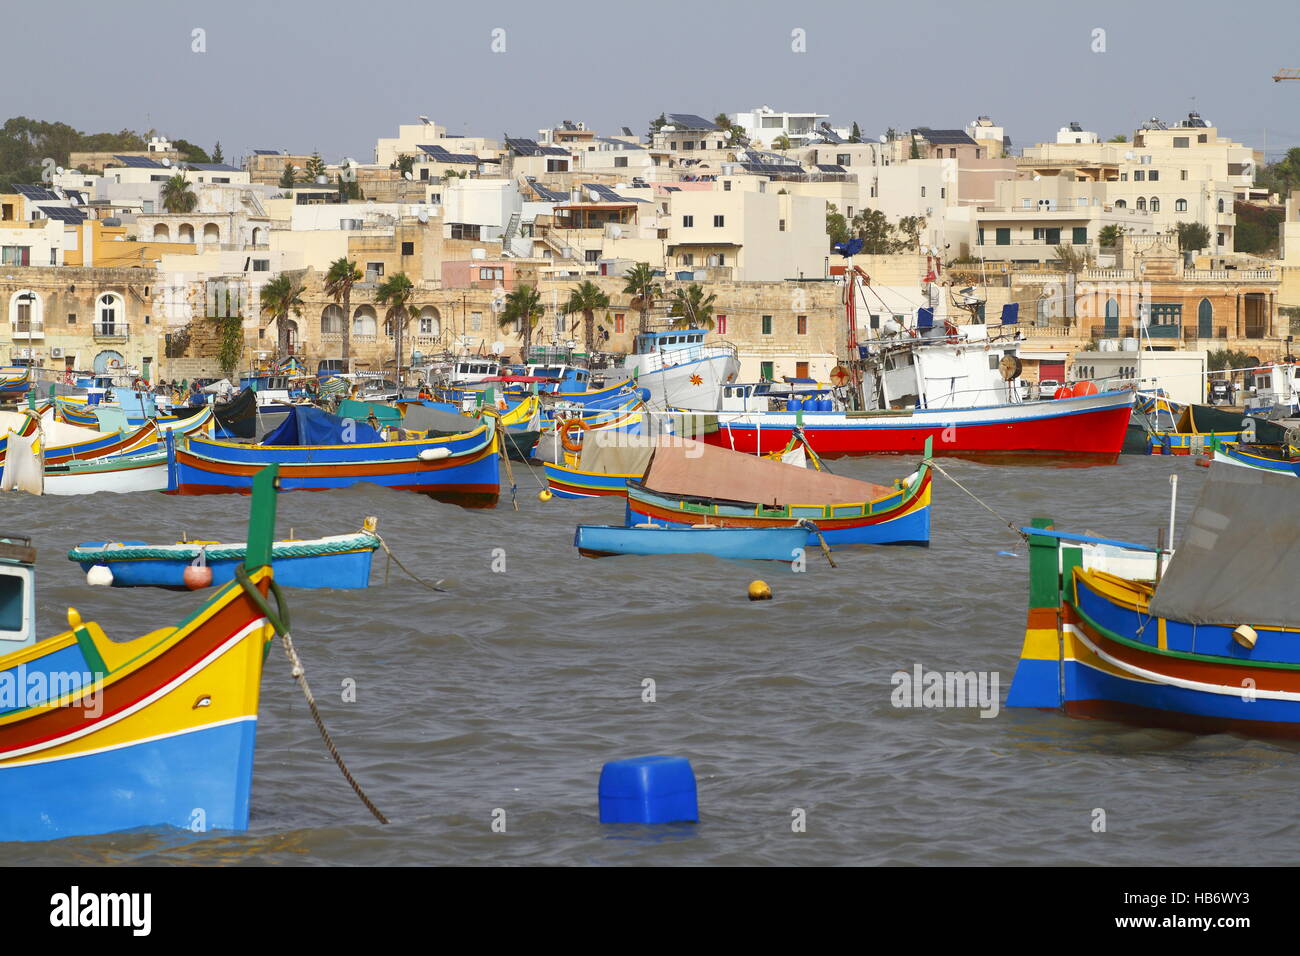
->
(579, 432), (657, 475)
(642, 437), (890, 506)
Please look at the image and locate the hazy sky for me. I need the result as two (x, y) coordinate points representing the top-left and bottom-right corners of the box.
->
(8, 0), (1299, 165)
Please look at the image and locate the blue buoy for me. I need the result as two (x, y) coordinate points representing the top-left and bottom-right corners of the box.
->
(787, 398), (802, 412)
(599, 755), (698, 824)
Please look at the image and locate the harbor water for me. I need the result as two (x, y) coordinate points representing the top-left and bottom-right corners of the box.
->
(6, 453), (1295, 865)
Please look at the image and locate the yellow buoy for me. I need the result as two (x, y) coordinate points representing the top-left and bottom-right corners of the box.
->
(67, 607), (82, 628)
(747, 580), (772, 602)
(538, 488), (553, 502)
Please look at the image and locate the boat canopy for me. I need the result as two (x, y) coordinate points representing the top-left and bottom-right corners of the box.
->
(1148, 465), (1300, 629)
(579, 432), (656, 475)
(261, 406), (383, 446)
(643, 437), (890, 507)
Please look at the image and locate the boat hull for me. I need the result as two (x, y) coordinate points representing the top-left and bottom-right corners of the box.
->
(625, 467), (932, 547)
(543, 461), (635, 498)
(705, 390), (1133, 460)
(575, 524), (807, 561)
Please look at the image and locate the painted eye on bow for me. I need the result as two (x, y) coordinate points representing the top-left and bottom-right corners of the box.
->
(193, 695), (212, 709)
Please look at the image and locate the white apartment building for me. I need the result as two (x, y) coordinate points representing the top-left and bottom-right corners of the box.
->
(732, 106), (844, 148)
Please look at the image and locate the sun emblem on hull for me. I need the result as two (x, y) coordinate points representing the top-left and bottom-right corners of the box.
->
(689, 373), (703, 386)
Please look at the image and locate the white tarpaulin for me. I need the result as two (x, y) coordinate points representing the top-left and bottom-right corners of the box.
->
(0, 431), (43, 495)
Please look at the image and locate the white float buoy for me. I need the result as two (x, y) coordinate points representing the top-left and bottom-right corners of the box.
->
(1233, 625), (1257, 649)
(86, 564), (114, 587)
(418, 448), (451, 462)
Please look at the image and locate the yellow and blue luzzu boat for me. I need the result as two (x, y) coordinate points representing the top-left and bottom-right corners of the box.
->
(0, 466), (284, 841)
(0, 366), (31, 400)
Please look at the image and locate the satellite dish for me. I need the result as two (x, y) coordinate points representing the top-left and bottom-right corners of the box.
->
(491, 341), (505, 355)
(315, 175), (327, 185)
(417, 207), (429, 223)
(610, 225), (623, 239)
(1124, 151), (1135, 161)
(162, 158), (171, 167)
(403, 171), (413, 180)
(491, 296), (505, 313)
(586, 187), (600, 202)
(1032, 174), (1041, 181)
(878, 134), (887, 143)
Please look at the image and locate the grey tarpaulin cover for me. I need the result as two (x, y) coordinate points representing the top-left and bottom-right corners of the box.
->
(1148, 464), (1300, 629)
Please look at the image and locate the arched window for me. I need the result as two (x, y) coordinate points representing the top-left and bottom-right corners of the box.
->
(416, 305), (441, 337)
(9, 290), (42, 331)
(1174, 198), (1187, 212)
(203, 222), (221, 243)
(97, 293), (124, 335)
(1217, 198), (1225, 213)
(178, 223), (195, 242)
(321, 304), (345, 334)
(1104, 297), (1119, 335)
(152, 223), (170, 241)
(1149, 197), (1160, 212)
(1136, 197), (1146, 211)
(352, 305), (377, 337)
(1197, 297), (1213, 338)
(1113, 199), (1126, 209)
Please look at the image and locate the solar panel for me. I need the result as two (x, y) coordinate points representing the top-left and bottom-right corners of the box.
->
(740, 163), (804, 175)
(187, 162), (241, 172)
(112, 154), (167, 168)
(37, 205), (87, 223)
(666, 114), (719, 131)
(506, 137), (542, 155)
(915, 129), (976, 146)
(529, 182), (568, 203)
(417, 145), (477, 164)
(253, 149), (281, 155)
(815, 164), (846, 173)
(817, 126), (845, 144)
(13, 184), (57, 201)
(63, 189), (86, 204)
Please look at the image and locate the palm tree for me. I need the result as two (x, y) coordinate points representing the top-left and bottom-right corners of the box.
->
(161, 174), (197, 214)
(323, 257), (362, 374)
(375, 272), (416, 388)
(668, 283), (716, 330)
(562, 280), (610, 358)
(259, 274), (305, 359)
(499, 283), (545, 362)
(622, 262), (660, 335)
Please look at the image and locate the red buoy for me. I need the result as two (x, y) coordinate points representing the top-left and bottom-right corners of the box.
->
(1053, 384), (1075, 400)
(1072, 380), (1099, 397)
(183, 564), (213, 589)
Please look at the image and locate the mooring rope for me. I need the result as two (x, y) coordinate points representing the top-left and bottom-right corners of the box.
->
(234, 567), (388, 824)
(373, 533), (447, 592)
(926, 459), (1028, 541)
(795, 519), (837, 568)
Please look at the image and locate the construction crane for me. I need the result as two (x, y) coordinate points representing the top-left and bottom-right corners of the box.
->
(1274, 68), (1300, 82)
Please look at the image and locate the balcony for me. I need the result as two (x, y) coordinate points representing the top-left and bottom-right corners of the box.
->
(92, 324), (129, 342)
(10, 322), (44, 340)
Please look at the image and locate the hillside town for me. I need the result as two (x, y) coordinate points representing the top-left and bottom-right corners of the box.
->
(2, 108), (1297, 391)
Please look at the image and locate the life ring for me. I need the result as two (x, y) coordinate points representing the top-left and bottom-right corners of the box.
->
(558, 417), (588, 453)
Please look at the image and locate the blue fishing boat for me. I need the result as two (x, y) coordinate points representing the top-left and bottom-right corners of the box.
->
(1211, 435), (1299, 477)
(173, 405), (500, 507)
(574, 523), (809, 561)
(1008, 464), (1300, 737)
(0, 467), (282, 841)
(69, 529), (380, 589)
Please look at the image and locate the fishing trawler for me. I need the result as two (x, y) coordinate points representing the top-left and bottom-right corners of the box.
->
(620, 329), (740, 411)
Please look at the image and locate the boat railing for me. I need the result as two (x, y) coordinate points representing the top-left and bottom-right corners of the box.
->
(633, 338), (738, 372)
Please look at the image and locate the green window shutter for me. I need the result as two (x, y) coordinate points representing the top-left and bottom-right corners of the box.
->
(761, 315), (772, 335)
(996, 228), (1010, 246)
(760, 361), (774, 381)
(1045, 228), (1060, 245)
(1072, 227), (1087, 245)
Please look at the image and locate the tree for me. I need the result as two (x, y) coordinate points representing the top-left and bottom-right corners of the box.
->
(212, 142), (224, 164)
(390, 153), (414, 176)
(278, 163), (299, 189)
(851, 208), (896, 254)
(375, 272), (415, 387)
(668, 283), (717, 330)
(562, 280), (610, 357)
(1055, 244), (1088, 272)
(1174, 221), (1211, 253)
(304, 151), (327, 182)
(826, 203), (850, 249)
(622, 262), (661, 335)
(1098, 224), (1125, 248)
(649, 113), (668, 135)
(323, 257), (362, 373)
(499, 283), (544, 361)
(909, 136), (922, 159)
(773, 133), (792, 152)
(1207, 349), (1254, 374)
(1107, 134), (1129, 143)
(160, 174), (197, 214)
(259, 274), (305, 359)
(172, 139), (210, 163)
(850, 122), (862, 144)
(894, 215), (926, 252)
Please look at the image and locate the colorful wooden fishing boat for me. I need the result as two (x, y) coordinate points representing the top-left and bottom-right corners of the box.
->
(1146, 404), (1290, 456)
(704, 389), (1134, 461)
(624, 438), (932, 547)
(543, 432), (656, 499)
(1007, 465), (1300, 737)
(173, 405), (500, 507)
(0, 466), (282, 841)
(0, 366), (32, 400)
(533, 398), (660, 464)
(1211, 439), (1300, 477)
(69, 528), (380, 589)
(575, 523), (809, 561)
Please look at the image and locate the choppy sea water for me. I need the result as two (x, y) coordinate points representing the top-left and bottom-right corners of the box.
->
(5, 453), (1296, 866)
